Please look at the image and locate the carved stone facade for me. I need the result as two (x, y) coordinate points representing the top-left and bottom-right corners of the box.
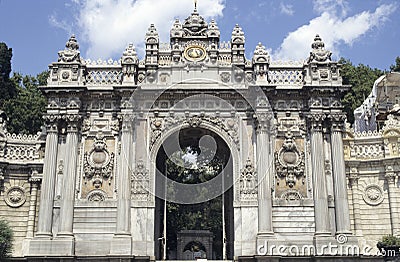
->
(0, 6), (396, 262)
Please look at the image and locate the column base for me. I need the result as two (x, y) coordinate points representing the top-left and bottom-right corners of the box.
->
(27, 237), (75, 257)
(313, 234), (336, 255)
(33, 232), (53, 239)
(110, 234), (132, 255)
(57, 231), (75, 238)
(256, 233), (276, 256)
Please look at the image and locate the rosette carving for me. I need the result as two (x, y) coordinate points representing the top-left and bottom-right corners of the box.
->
(5, 186), (26, 208)
(362, 184), (384, 206)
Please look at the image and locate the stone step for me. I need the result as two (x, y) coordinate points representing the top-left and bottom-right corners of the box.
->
(156, 261), (233, 262)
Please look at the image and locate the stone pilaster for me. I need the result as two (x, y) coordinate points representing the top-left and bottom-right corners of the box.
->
(26, 174), (41, 238)
(58, 114), (81, 237)
(385, 166), (400, 236)
(348, 168), (363, 236)
(35, 116), (59, 237)
(309, 112), (331, 235)
(329, 113), (352, 234)
(255, 111), (274, 236)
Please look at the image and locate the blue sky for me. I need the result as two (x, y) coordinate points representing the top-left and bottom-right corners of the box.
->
(0, 0), (399, 76)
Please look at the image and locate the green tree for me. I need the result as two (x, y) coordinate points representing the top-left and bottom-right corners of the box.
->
(0, 219), (13, 259)
(0, 43), (17, 106)
(340, 58), (384, 124)
(163, 145), (226, 259)
(390, 56), (400, 72)
(2, 71), (48, 134)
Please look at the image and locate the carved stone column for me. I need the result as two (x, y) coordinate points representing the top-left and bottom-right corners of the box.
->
(58, 114), (80, 237)
(115, 113), (133, 235)
(348, 168), (362, 236)
(255, 111), (274, 236)
(385, 166), (400, 236)
(330, 113), (352, 234)
(36, 117), (59, 237)
(26, 174), (41, 238)
(309, 112), (331, 235)
(111, 112), (134, 255)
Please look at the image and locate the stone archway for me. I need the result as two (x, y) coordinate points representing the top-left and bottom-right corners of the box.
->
(152, 125), (237, 260)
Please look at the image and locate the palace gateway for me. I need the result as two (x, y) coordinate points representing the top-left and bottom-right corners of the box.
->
(1, 6), (399, 262)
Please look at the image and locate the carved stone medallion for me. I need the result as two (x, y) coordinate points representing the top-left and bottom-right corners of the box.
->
(184, 45), (206, 62)
(362, 184), (384, 206)
(5, 186), (26, 207)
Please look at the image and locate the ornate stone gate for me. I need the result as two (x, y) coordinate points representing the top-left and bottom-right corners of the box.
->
(1, 5), (387, 262)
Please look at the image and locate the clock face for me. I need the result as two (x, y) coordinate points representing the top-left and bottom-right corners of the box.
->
(184, 46), (206, 61)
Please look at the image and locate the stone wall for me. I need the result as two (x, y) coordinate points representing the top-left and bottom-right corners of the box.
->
(0, 125), (44, 257)
(344, 114), (400, 251)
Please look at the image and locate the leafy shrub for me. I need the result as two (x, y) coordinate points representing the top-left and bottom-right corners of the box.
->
(0, 219), (13, 259)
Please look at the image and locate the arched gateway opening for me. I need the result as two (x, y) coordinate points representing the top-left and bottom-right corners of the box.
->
(154, 127), (234, 260)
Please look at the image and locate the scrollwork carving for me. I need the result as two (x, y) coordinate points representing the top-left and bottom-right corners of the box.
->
(150, 115), (239, 151)
(131, 160), (150, 201)
(43, 114), (61, 133)
(83, 133), (114, 189)
(87, 189), (107, 202)
(239, 159), (257, 201)
(281, 189), (302, 202)
(328, 112), (346, 132)
(307, 112), (326, 131)
(255, 111), (273, 133)
(275, 132), (305, 188)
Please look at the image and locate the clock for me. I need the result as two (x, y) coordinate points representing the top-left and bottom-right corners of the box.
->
(184, 45), (206, 61)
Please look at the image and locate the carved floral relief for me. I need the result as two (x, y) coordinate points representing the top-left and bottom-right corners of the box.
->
(81, 133), (115, 200)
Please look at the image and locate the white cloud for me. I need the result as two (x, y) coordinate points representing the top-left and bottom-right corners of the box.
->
(49, 14), (73, 35)
(313, 0), (349, 17)
(273, 3), (397, 61)
(72, 0), (225, 59)
(280, 3), (294, 16)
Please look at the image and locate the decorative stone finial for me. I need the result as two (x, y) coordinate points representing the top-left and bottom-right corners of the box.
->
(253, 43), (270, 77)
(182, 6), (207, 36)
(232, 24), (245, 38)
(253, 42), (269, 57)
(146, 24), (159, 43)
(308, 34), (332, 63)
(194, 0), (198, 12)
(207, 19), (220, 38)
(231, 24), (245, 45)
(121, 43), (139, 65)
(121, 43), (139, 82)
(65, 35), (79, 51)
(58, 35), (81, 63)
(170, 19), (184, 39)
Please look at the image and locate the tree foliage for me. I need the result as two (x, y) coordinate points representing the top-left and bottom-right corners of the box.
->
(0, 42), (48, 134)
(164, 145), (226, 258)
(0, 219), (13, 259)
(390, 56), (400, 72)
(0, 43), (17, 106)
(340, 58), (384, 124)
(2, 71), (48, 134)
